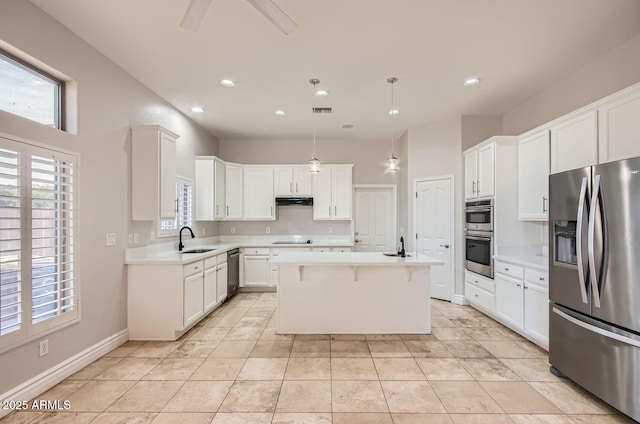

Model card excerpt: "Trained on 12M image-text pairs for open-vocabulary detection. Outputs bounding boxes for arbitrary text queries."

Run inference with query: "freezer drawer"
[549,305,640,422]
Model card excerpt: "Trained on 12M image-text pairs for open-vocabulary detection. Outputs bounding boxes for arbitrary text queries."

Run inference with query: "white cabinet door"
[550,111,598,174]
[183,273,204,327]
[464,150,478,200]
[333,165,353,220]
[159,132,177,219]
[244,167,275,220]
[274,166,294,196]
[313,166,333,220]
[203,267,217,311]
[217,262,228,304]
[225,164,244,219]
[293,166,313,196]
[598,86,640,164]
[524,282,549,347]
[518,131,550,220]
[195,158,214,221]
[476,143,495,198]
[495,274,524,330]
[243,256,270,286]
[214,158,226,220]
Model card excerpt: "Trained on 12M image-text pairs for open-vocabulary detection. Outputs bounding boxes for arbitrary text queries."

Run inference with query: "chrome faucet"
[399,236,406,257]
[178,226,195,251]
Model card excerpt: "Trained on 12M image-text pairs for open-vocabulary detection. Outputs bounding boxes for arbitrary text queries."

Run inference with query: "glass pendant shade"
[309,78,321,173]
[309,155,320,173]
[387,154,399,173]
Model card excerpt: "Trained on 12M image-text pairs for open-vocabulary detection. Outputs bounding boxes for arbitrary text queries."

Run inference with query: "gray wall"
[461,115,504,150]
[0,0,217,393]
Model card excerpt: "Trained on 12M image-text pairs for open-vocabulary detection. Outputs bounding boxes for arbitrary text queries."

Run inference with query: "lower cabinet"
[465,270,495,313]
[494,273,524,330]
[243,250,271,287]
[183,269,204,328]
[217,262,228,303]
[204,256,228,311]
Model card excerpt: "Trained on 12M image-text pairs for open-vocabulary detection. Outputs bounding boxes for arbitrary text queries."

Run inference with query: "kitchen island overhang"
[271,252,444,335]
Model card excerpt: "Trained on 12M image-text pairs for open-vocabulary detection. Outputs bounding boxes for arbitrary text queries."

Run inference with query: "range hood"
[275,197,313,206]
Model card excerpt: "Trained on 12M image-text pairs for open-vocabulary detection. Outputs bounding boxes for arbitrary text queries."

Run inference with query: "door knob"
[355,239,361,243]
[354,232,359,235]
[440,244,450,248]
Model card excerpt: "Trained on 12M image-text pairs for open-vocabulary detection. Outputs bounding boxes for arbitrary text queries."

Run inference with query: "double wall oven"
[465,199,494,278]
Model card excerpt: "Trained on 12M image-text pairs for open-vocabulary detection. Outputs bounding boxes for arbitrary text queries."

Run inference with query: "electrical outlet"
[133,233,139,244]
[105,233,116,246]
[150,231,155,241]
[265,227,270,234]
[39,339,49,357]
[328,226,333,233]
[202,227,206,235]
[230,227,236,234]
[128,234,133,243]
[400,227,404,235]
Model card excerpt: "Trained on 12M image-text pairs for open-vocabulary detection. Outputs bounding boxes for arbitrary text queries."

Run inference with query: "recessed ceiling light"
[464,77,481,87]
[315,89,329,97]
[191,106,204,113]
[220,79,236,87]
[388,109,400,116]
[342,124,354,129]
[275,110,286,116]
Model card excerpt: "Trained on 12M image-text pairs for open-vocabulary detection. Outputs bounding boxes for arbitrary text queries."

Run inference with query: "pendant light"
[309,78,321,173]
[386,77,399,173]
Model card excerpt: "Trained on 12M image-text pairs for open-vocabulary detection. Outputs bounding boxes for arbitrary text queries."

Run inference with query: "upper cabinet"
[518,130,550,221]
[598,85,640,164]
[464,143,495,200]
[195,157,226,221]
[274,166,313,197]
[313,165,353,220]
[131,125,178,221]
[244,166,275,220]
[550,110,598,174]
[225,164,244,220]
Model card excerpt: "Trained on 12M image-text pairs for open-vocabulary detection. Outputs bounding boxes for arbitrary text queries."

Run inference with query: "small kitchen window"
[0,49,64,130]
[159,177,193,237]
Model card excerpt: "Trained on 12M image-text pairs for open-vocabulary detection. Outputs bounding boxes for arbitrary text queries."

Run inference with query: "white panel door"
[354,187,395,252]
[415,178,453,301]
[550,110,598,173]
[333,166,353,220]
[225,164,244,219]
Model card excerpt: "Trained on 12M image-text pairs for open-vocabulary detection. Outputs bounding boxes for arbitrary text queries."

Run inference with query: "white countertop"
[493,254,549,271]
[271,251,444,266]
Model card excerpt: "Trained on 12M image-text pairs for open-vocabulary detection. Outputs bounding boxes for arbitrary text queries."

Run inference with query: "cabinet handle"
[477,180,480,192]
[334,206,337,216]
[542,196,548,213]
[516,283,521,287]
[329,206,331,216]
[539,277,545,281]
[226,205,229,216]
[472,181,476,194]
[504,267,509,271]
[296,182,299,193]
[524,285,529,290]
[271,206,273,217]
[216,205,219,216]
[290,182,293,194]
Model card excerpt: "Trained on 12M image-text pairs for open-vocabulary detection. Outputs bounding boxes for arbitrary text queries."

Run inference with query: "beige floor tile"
[439,308,474,319]
[210,412,273,424]
[477,341,539,359]
[290,340,330,358]
[151,412,215,424]
[67,358,123,380]
[415,358,474,381]
[330,340,371,357]
[496,328,528,342]
[237,358,288,380]
[0,412,44,423]
[405,341,453,358]
[373,358,425,380]
[333,412,393,424]
[432,327,473,341]
[429,381,503,413]
[95,358,162,380]
[331,358,379,380]
[530,382,618,415]
[332,381,388,412]
[294,335,331,341]
[128,342,182,358]
[218,380,282,413]
[367,341,411,357]
[276,381,332,412]
[107,381,184,412]
[38,380,87,401]
[208,315,244,328]
[570,415,636,423]
[210,341,257,357]
[431,317,458,328]
[516,341,549,359]
[259,328,295,341]
[249,340,293,358]
[169,340,219,357]
[223,326,264,341]
[366,334,402,341]
[463,327,510,341]
[64,380,135,412]
[449,317,483,328]
[188,326,231,341]
[449,414,514,423]
[459,359,522,381]
[162,380,233,412]
[143,357,204,380]
[272,412,332,424]
[91,412,156,424]
[330,334,368,341]
[17,412,97,423]
[500,359,561,382]
[441,341,493,359]
[480,381,561,413]
[381,381,447,414]
[509,415,575,424]
[244,307,276,317]
[284,358,331,380]
[235,316,270,328]
[189,357,246,380]
[105,341,146,358]
[399,334,436,341]
[392,414,454,424]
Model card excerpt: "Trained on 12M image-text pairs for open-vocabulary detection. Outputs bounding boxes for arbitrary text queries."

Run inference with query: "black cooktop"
[272,240,312,244]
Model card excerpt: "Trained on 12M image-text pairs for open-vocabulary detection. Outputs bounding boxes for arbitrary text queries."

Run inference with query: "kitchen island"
[271,251,443,334]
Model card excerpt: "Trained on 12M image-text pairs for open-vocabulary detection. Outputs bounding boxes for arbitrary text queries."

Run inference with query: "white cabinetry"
[464,143,495,200]
[274,166,313,196]
[464,270,495,313]
[313,165,353,220]
[203,255,228,311]
[131,125,178,220]
[195,157,226,221]
[598,85,640,164]
[225,164,244,219]
[550,110,598,174]
[242,247,271,287]
[183,261,204,328]
[495,272,524,331]
[244,166,275,220]
[518,131,550,221]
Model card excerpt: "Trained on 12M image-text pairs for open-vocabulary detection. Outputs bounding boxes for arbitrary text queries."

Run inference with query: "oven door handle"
[466,235,491,242]
[466,207,492,213]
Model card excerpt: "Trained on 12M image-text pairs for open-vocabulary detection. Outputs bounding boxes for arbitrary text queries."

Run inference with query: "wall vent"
[312,107,332,114]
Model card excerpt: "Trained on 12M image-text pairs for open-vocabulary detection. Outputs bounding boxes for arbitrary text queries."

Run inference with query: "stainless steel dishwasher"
[227,248,240,299]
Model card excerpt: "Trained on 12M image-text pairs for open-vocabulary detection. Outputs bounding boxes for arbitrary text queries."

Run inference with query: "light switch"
[106,233,116,246]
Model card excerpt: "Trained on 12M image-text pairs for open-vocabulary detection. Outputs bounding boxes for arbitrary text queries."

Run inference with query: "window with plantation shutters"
[0,135,79,352]
[159,177,193,237]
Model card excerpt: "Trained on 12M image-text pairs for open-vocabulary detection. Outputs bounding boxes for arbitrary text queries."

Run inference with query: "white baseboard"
[452,294,469,305]
[0,329,128,419]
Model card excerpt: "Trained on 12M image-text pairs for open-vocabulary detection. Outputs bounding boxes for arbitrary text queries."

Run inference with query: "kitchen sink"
[383,253,412,257]
[182,248,216,254]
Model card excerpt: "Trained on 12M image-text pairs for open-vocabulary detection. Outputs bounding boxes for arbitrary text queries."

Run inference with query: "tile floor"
[1,293,634,424]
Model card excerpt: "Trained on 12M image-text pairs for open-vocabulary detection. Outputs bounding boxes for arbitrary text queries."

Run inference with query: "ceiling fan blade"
[246,0,298,35]
[180,0,213,31]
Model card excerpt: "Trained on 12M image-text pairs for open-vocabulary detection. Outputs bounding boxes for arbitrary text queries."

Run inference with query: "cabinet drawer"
[525,268,548,286]
[183,260,204,277]
[465,282,495,312]
[465,271,494,293]
[494,260,524,280]
[244,247,270,255]
[204,255,218,269]
[332,247,352,252]
[311,247,331,253]
[271,247,311,255]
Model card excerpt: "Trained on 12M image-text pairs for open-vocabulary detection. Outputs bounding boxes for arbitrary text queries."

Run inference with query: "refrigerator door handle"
[553,307,640,348]
[576,176,589,304]
[588,174,602,308]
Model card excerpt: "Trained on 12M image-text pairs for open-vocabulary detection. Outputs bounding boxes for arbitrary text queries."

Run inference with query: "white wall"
[0,0,217,394]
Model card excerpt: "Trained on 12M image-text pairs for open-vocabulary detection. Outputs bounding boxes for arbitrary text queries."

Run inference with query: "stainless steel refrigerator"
[549,156,640,422]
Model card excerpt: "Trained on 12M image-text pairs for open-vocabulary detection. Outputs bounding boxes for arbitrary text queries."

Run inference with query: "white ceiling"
[31,0,640,141]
